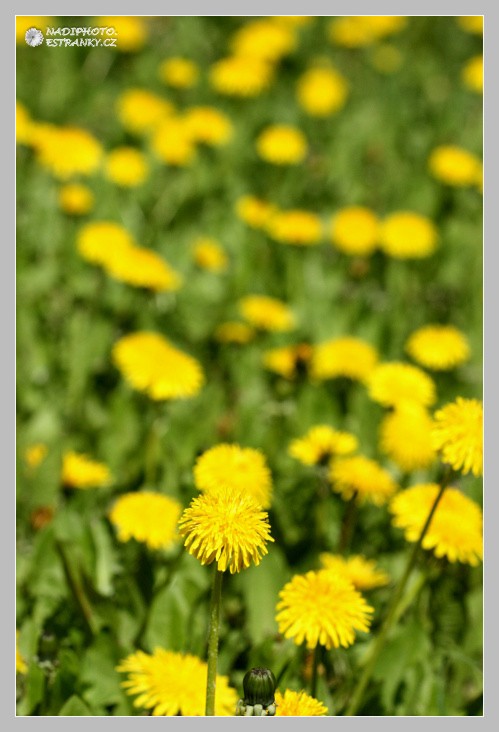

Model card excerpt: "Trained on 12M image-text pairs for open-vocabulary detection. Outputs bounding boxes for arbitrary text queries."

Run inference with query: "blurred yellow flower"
[289,425,358,466]
[105,245,182,292]
[96,16,147,52]
[193,238,228,273]
[370,44,403,74]
[239,294,296,332]
[117,88,174,136]
[183,106,233,146]
[16,16,53,43]
[24,443,48,469]
[113,332,204,401]
[214,321,255,344]
[390,484,483,565]
[16,631,28,674]
[379,211,438,259]
[432,397,483,477]
[405,324,470,371]
[178,487,274,573]
[209,55,275,97]
[275,689,328,716]
[428,145,482,187]
[109,491,182,550]
[379,402,437,472]
[462,55,483,93]
[61,451,112,489]
[151,117,197,166]
[276,569,373,649]
[329,455,398,505]
[256,124,308,165]
[194,443,272,508]
[59,183,94,216]
[76,220,135,267]
[16,101,33,145]
[329,16,407,47]
[104,147,149,187]
[236,195,278,229]
[310,336,379,383]
[367,361,437,408]
[266,209,323,246]
[296,67,349,117]
[456,16,483,34]
[32,125,103,180]
[272,16,313,26]
[319,553,390,590]
[230,18,296,61]
[159,57,199,88]
[330,206,380,256]
[263,343,312,379]
[117,649,237,716]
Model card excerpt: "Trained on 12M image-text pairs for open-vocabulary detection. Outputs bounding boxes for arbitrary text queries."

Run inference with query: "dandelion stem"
[205,567,224,716]
[338,492,358,553]
[310,645,321,698]
[55,539,98,637]
[344,468,454,716]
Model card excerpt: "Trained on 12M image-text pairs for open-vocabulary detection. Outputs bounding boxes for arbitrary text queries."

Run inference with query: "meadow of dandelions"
[16,15,483,717]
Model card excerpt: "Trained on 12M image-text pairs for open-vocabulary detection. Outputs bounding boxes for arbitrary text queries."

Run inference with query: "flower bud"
[242,667,276,707]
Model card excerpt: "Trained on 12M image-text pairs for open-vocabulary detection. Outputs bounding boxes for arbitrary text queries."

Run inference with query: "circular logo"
[25,27,44,47]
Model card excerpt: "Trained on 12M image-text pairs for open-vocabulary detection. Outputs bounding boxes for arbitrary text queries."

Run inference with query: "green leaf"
[58,694,94,716]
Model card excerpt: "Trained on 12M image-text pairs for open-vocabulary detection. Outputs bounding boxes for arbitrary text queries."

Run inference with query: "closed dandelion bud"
[243,667,277,707]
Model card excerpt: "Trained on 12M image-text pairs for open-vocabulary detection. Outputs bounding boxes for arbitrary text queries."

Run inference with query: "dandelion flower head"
[276,569,373,649]
[329,16,407,47]
[117,649,237,716]
[194,443,272,508]
[59,183,94,216]
[379,402,437,472]
[266,209,323,246]
[104,147,150,187]
[390,484,483,565]
[16,101,33,145]
[236,195,278,229]
[432,397,483,477]
[239,295,296,332]
[109,491,182,551]
[310,336,379,383]
[367,361,437,408]
[263,343,312,379]
[96,16,147,52]
[193,237,229,272]
[159,57,199,88]
[24,443,48,469]
[462,55,483,94]
[330,206,379,257]
[33,125,103,180]
[319,553,390,590]
[379,211,438,259]
[297,66,349,117]
[76,220,136,268]
[275,689,328,716]
[456,16,483,34]
[178,487,274,574]
[428,145,482,187]
[151,117,197,166]
[183,106,233,146]
[214,321,255,344]
[117,89,174,136]
[329,455,398,506]
[209,55,275,97]
[105,245,183,292]
[289,425,358,466]
[256,124,308,165]
[230,18,296,62]
[405,324,470,371]
[61,451,112,489]
[112,331,204,401]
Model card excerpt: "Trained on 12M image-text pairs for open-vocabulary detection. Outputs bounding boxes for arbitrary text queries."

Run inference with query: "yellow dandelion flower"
[405,324,470,371]
[230,19,296,61]
[16,631,28,675]
[432,397,483,477]
[117,649,237,716]
[104,147,149,187]
[58,183,94,216]
[379,402,437,472]
[297,67,349,117]
[117,89,174,136]
[379,211,437,259]
[266,210,323,246]
[105,245,182,292]
[319,553,390,590]
[428,145,483,187]
[113,331,204,401]
[462,55,483,94]
[456,16,483,34]
[24,443,48,469]
[272,16,313,26]
[61,451,112,489]
[329,16,407,47]
[16,101,33,145]
[16,16,54,43]
[109,491,182,551]
[96,16,147,52]
[276,569,373,650]
[239,295,296,332]
[263,343,312,379]
[214,321,255,344]
[289,425,358,466]
[275,689,328,716]
[178,487,274,574]
[32,125,103,180]
[183,106,233,146]
[209,55,275,97]
[256,124,308,165]
[330,206,380,256]
[193,238,229,273]
[194,443,272,508]
[151,117,197,166]
[159,57,199,88]
[76,220,136,268]
[310,336,379,383]
[329,455,398,506]
[370,44,403,74]
[236,195,278,229]
[367,361,437,408]
[390,484,483,566]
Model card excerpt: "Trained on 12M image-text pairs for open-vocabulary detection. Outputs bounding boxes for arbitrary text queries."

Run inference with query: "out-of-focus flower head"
[158,56,199,88]
[61,451,112,489]
[16,101,33,145]
[266,209,323,246]
[32,125,103,180]
[405,324,470,371]
[209,55,275,97]
[330,206,379,257]
[76,220,135,268]
[239,294,296,332]
[263,343,312,380]
[456,16,483,34]
[329,16,407,47]
[319,553,390,590]
[230,18,297,62]
[95,16,147,52]
[193,237,229,273]
[16,631,28,674]
[432,397,483,477]
[462,55,483,93]
[379,211,438,259]
[151,117,197,166]
[104,147,149,187]
[329,455,398,506]
[296,66,349,117]
[109,491,182,551]
[310,336,379,383]
[428,145,483,188]
[116,88,174,136]
[59,183,94,216]
[379,402,437,472]
[256,124,308,165]
[24,443,48,470]
[183,106,233,146]
[104,245,182,293]
[367,361,437,408]
[289,425,358,466]
[236,195,278,229]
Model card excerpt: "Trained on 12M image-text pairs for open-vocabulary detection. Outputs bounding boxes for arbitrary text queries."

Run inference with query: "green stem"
[344,469,454,716]
[310,645,321,698]
[55,539,98,637]
[144,403,164,487]
[338,493,358,553]
[205,567,224,716]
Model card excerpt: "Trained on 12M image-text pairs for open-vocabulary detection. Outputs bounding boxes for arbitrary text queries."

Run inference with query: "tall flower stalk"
[205,567,224,716]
